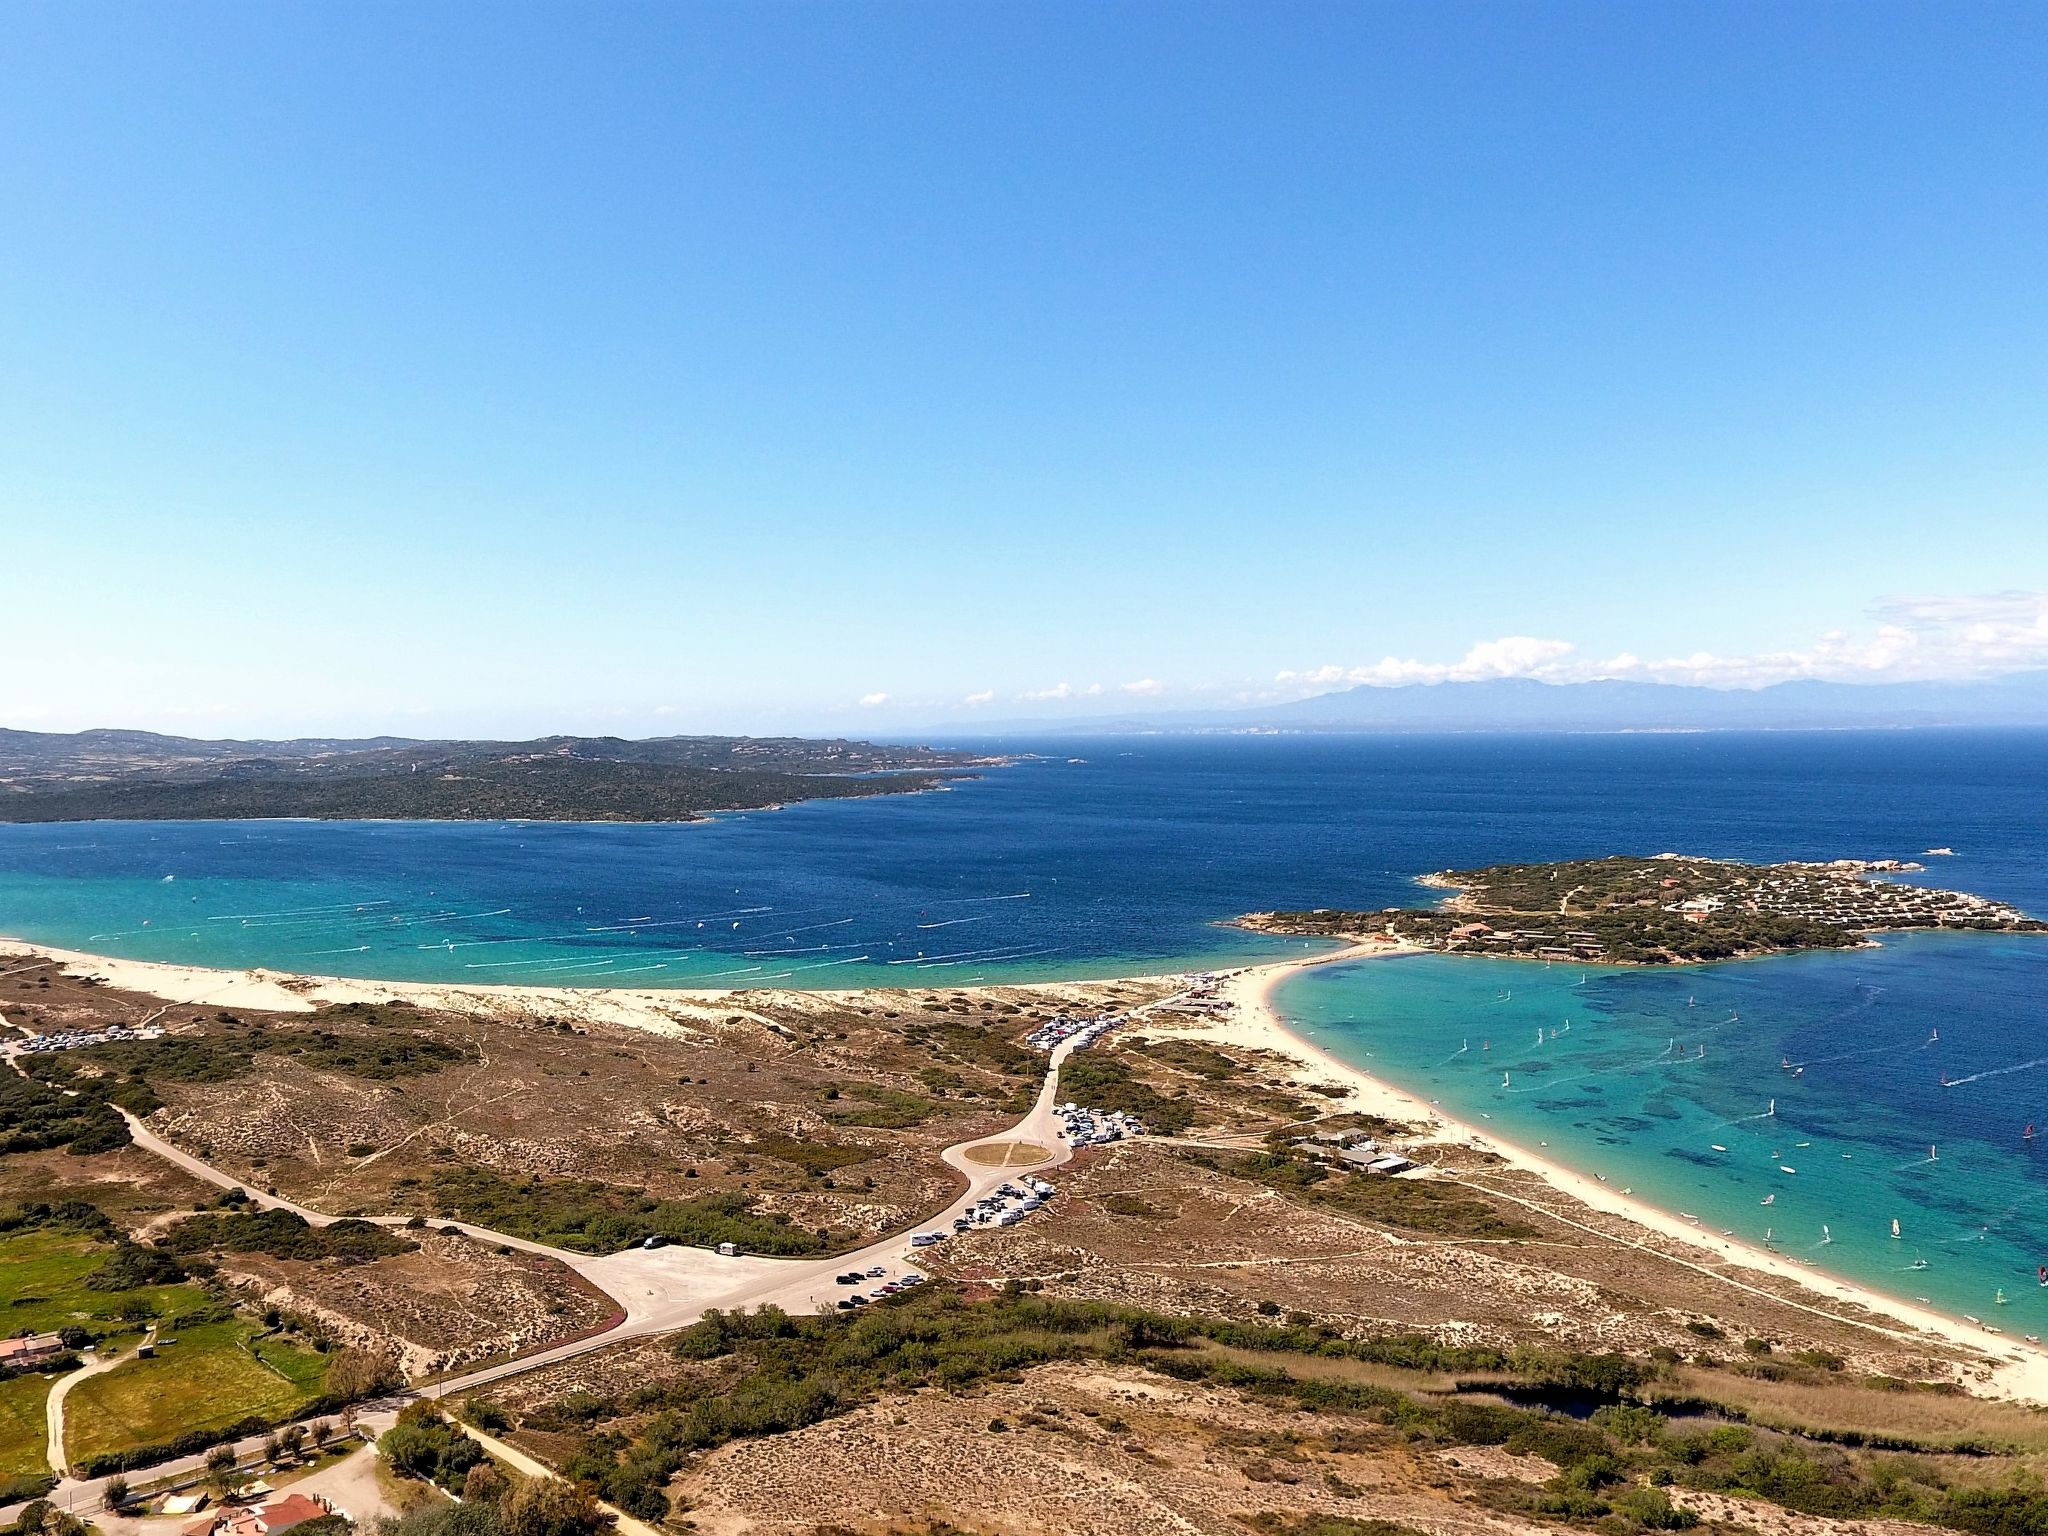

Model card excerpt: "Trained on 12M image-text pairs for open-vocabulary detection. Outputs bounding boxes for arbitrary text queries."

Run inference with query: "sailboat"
[2027,1124,2036,1143]
[1997,1290,2010,1306]
[1501,1072,1511,1089]
[1891,1218,1902,1239]
[1821,1225,1833,1244]
[1760,1193,1775,1206]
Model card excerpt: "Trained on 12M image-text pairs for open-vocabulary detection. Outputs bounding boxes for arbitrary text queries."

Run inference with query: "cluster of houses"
[952,1178,1056,1232]
[1056,1101,1144,1146]
[12,1022,165,1054]
[0,1331,69,1369]
[1443,922,1609,960]
[167,1489,340,1536]
[1301,1126,1416,1177]
[1742,871,2031,929]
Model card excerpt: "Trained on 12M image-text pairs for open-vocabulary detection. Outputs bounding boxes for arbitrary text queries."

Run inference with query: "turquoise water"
[3,731,2044,988]
[4,729,2047,1328]
[1277,932,2048,1331]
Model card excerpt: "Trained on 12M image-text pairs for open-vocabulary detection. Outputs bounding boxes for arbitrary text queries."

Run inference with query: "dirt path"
[46,1328,155,1475]
[1,978,1198,1521]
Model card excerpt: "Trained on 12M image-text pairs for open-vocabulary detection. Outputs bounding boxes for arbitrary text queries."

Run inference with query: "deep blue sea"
[3,729,2045,1324]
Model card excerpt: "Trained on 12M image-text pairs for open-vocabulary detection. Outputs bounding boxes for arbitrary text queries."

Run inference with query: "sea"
[2,728,2046,1327]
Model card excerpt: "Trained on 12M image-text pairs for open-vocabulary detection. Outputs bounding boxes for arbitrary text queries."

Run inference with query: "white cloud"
[1120,678,1164,696]
[1021,682,1074,701]
[1277,636,1578,689]
[1274,592,2048,695]
[963,689,995,706]
[857,691,890,707]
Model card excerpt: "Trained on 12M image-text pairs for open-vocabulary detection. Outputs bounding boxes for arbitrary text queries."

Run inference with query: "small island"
[1241,853,2044,964]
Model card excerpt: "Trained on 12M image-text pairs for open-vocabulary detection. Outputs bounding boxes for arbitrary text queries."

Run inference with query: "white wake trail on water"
[1942,1057,2048,1088]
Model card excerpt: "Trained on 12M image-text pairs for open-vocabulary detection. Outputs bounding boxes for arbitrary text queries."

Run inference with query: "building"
[185,1494,336,1536]
[0,1333,66,1368]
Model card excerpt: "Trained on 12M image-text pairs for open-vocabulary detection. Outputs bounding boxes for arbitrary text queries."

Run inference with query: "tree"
[310,1419,333,1449]
[502,1477,610,1536]
[103,1476,132,1512]
[262,1435,283,1463]
[280,1424,307,1458]
[460,1464,509,1505]
[205,1443,238,1498]
[326,1346,402,1403]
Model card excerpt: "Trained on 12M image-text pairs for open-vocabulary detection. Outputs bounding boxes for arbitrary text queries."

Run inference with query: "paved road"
[3,979,1204,1520]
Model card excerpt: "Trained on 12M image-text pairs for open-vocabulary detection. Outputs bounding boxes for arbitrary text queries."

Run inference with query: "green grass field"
[62,1320,328,1465]
[0,1228,211,1336]
[0,1374,53,1480]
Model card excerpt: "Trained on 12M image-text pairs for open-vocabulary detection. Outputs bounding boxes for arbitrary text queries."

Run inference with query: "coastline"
[1203,943,2048,1404]
[12,930,2048,1404]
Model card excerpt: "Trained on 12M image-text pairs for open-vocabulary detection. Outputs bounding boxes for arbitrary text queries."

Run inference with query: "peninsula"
[10,934,2048,1536]
[0,728,986,825]
[1240,852,2043,963]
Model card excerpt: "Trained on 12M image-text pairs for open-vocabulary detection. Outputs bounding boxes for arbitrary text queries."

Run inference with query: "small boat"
[1680,1212,1698,1222]
[1779,1165,1798,1174]
[1910,1257,1929,1270]
[1761,1194,1776,1206]
[2038,1265,2046,1287]
[1711,1144,1728,1153]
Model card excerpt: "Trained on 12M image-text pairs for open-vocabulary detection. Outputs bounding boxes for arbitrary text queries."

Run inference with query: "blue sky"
[3,3,2045,736]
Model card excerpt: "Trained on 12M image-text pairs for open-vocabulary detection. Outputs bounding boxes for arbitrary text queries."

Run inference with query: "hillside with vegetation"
[0,729,984,824]
[1242,853,2043,963]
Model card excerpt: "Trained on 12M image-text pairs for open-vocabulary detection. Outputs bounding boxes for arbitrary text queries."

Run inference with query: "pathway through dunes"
[0,979,1212,1522]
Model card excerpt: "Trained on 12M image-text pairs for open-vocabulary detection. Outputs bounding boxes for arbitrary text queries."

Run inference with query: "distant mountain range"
[949,671,2048,736]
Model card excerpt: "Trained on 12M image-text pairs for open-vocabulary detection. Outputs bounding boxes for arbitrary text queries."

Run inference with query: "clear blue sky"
[4,3,2044,736]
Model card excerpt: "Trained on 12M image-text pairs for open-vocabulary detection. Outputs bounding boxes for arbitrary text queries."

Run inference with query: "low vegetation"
[1196,1146,1539,1239]
[0,1073,129,1155]
[22,1009,479,1118]
[1056,1052,1198,1134]
[159,1205,415,1264]
[420,1166,834,1255]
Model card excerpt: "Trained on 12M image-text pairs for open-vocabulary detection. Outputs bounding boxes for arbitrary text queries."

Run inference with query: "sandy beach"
[1197,942,2048,1404]
[11,929,2048,1403]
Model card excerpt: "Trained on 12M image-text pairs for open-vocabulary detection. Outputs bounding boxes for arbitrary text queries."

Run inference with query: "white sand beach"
[10,930,2048,1403]
[1197,942,2048,1404]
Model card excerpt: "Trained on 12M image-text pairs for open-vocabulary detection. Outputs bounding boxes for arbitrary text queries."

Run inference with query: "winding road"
[4,980,1203,1517]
